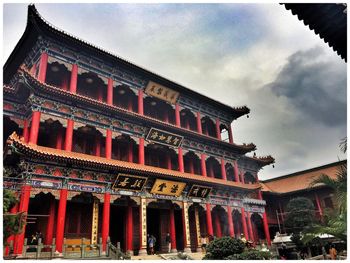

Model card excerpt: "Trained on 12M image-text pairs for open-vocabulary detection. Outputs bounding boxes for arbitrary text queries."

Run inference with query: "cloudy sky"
[3,3,347,180]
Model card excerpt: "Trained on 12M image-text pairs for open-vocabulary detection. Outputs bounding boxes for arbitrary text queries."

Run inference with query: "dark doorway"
[147,208,161,253]
[174,209,184,251]
[109,205,126,251]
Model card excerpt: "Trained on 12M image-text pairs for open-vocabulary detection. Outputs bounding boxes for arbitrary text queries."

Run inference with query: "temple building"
[3,5,274,258]
[260,160,346,239]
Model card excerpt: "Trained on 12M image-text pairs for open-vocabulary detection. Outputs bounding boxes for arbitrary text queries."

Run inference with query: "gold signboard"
[112,174,147,192]
[145,81,180,104]
[188,185,212,198]
[146,128,183,148]
[150,179,186,197]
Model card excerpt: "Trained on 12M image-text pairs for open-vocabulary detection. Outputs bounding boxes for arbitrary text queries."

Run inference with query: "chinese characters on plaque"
[146,128,183,148]
[188,185,212,198]
[150,179,186,197]
[112,174,147,191]
[145,81,180,105]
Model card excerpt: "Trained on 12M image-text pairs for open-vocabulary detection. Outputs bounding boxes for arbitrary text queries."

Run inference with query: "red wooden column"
[189,158,195,174]
[107,78,113,105]
[55,188,68,254]
[201,154,207,177]
[102,192,111,253]
[214,212,222,238]
[261,211,271,244]
[315,193,323,217]
[246,212,254,241]
[38,52,48,82]
[166,153,172,170]
[45,198,55,246]
[196,112,202,134]
[241,207,249,240]
[175,104,181,127]
[138,89,144,115]
[169,207,177,252]
[139,138,145,165]
[227,206,235,237]
[233,161,240,183]
[178,147,184,173]
[98,87,103,102]
[56,128,63,150]
[128,142,133,163]
[29,111,41,144]
[205,203,213,236]
[126,205,133,253]
[240,171,245,184]
[22,119,29,143]
[228,125,233,143]
[65,120,74,151]
[257,190,269,244]
[215,118,221,140]
[70,64,78,93]
[14,184,31,255]
[30,63,37,76]
[106,130,112,159]
[221,159,227,180]
[95,136,101,157]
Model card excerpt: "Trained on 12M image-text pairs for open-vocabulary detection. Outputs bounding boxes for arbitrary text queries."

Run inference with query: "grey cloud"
[268,46,346,127]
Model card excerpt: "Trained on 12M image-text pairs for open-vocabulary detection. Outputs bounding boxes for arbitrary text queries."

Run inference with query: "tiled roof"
[283,4,347,61]
[12,66,256,155]
[5,4,250,119]
[6,132,260,191]
[260,160,346,194]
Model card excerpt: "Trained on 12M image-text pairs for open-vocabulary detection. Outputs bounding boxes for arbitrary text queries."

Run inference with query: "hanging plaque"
[146,128,183,148]
[188,185,212,198]
[112,174,147,192]
[145,81,179,104]
[150,179,186,197]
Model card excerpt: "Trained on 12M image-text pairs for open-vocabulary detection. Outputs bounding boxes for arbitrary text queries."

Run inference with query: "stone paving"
[131,252,205,260]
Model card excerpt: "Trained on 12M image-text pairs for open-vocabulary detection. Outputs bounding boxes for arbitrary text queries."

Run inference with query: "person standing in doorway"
[166,233,171,253]
[329,244,337,260]
[201,235,207,253]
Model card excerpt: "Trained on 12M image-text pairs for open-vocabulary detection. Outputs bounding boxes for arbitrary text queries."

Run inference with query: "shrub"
[204,237,245,259]
[227,249,272,260]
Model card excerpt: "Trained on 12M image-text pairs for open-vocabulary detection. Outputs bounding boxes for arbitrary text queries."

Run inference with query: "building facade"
[4,5,274,257]
[261,160,346,239]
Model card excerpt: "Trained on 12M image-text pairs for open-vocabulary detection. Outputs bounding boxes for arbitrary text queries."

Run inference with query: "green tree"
[284,197,316,234]
[3,189,24,246]
[303,138,347,242]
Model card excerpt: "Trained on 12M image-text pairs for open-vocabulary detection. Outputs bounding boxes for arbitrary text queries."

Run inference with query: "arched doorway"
[109,196,139,254]
[26,192,56,246]
[244,172,257,184]
[212,206,229,238]
[251,213,265,244]
[232,209,243,238]
[147,200,184,253]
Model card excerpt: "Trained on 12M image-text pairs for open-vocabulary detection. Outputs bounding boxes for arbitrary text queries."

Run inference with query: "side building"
[260,160,346,239]
[3,5,274,257]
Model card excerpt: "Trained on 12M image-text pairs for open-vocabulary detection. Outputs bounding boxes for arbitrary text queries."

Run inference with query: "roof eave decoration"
[21,4,250,118]
[6,132,260,191]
